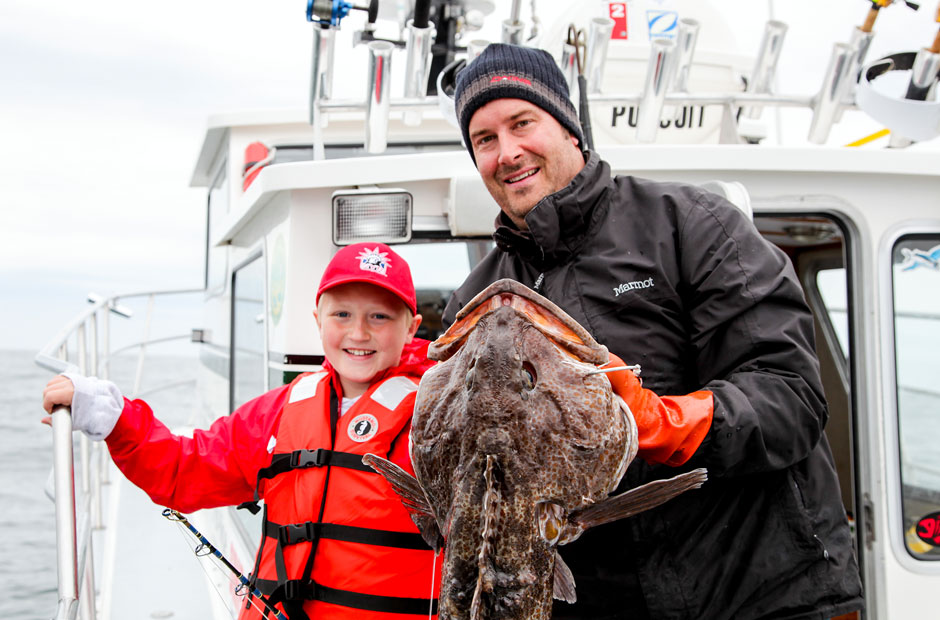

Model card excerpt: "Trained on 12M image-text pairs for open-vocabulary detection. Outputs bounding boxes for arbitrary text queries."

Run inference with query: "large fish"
[365,279,706,619]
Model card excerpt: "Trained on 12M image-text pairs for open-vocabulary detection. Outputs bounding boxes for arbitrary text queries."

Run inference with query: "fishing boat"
[35,0,940,618]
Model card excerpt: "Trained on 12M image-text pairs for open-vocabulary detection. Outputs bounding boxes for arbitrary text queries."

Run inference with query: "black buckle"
[289,449,329,468]
[283,579,316,601]
[279,522,317,546]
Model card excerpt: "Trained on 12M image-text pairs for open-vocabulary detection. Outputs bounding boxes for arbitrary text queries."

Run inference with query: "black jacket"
[443,152,863,620]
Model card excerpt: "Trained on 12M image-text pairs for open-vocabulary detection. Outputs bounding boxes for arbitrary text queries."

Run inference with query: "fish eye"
[522,361,537,390]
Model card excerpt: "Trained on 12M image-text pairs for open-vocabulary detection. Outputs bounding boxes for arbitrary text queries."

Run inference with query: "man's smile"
[504,167,539,184]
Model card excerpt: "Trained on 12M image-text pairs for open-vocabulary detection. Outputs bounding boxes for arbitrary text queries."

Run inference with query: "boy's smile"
[315,282,422,398]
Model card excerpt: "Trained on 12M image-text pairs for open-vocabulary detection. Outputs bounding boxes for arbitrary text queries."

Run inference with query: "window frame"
[880,220,940,572]
[205,156,230,297]
[229,247,267,413]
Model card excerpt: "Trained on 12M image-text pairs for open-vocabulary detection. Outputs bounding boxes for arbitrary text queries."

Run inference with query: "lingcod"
[365,278,707,619]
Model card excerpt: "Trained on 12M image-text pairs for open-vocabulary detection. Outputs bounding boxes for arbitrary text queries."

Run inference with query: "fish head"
[412,279,635,619]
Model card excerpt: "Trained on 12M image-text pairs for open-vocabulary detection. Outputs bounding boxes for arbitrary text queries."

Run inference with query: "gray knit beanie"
[454,43,584,163]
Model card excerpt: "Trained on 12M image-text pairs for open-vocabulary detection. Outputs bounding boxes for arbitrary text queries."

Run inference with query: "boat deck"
[95,461,224,620]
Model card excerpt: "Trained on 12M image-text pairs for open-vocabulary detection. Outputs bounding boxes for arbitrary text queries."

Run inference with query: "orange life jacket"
[243,371,440,620]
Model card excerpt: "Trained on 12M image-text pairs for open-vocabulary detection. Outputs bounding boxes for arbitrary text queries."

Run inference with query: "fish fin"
[569,468,708,530]
[537,501,566,545]
[362,453,445,552]
[552,551,577,604]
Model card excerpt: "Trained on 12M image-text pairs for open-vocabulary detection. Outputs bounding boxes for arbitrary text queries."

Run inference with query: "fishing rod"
[162,508,289,620]
[567,25,595,152]
[859,0,920,34]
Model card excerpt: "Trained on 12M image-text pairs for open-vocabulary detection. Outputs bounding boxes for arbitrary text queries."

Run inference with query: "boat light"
[332,188,412,245]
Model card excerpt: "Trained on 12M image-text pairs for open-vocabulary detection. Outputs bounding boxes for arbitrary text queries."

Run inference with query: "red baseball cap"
[316,243,417,314]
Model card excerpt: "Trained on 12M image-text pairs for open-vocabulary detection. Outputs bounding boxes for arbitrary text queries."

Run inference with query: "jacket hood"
[323,337,434,398]
[493,150,612,267]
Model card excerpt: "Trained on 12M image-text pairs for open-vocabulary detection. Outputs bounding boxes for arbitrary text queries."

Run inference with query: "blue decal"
[647,10,679,39]
[646,11,679,39]
[900,244,940,271]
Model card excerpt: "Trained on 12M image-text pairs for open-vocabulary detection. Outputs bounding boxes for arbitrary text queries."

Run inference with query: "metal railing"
[308,19,879,152]
[35,287,203,620]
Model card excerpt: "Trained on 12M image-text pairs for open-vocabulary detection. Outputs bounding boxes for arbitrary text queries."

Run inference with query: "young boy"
[42,242,441,620]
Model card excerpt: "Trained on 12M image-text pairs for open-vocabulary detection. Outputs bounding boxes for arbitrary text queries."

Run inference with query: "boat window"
[232,253,266,411]
[395,240,494,340]
[816,268,849,360]
[206,159,229,295]
[891,234,940,560]
[755,213,855,529]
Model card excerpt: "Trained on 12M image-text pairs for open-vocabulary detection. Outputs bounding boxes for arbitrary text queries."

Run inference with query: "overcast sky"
[2,0,938,353]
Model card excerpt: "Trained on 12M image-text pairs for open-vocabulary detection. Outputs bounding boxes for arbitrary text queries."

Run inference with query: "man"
[443,43,863,620]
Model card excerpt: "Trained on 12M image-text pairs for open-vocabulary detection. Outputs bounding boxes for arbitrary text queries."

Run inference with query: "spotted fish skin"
[411,282,634,620]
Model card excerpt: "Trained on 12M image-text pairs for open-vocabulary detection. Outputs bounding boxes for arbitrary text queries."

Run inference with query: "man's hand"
[41,374,75,425]
[603,353,714,467]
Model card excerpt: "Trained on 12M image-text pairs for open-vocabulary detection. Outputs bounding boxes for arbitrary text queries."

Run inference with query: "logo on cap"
[490,75,532,86]
[357,247,391,277]
[348,413,379,442]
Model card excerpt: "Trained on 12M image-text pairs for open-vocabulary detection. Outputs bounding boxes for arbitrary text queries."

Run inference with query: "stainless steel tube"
[502,0,524,44]
[674,18,700,92]
[509,0,522,24]
[52,405,79,617]
[849,27,875,69]
[808,42,857,143]
[561,41,578,91]
[906,48,940,100]
[637,38,678,143]
[403,20,434,126]
[835,27,875,122]
[502,19,523,44]
[745,20,788,118]
[467,40,489,62]
[99,309,110,486]
[366,41,394,154]
[309,26,336,127]
[587,17,615,94]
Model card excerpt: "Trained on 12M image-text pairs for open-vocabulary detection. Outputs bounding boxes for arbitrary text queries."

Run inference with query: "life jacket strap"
[275,448,376,476]
[257,578,439,616]
[264,519,431,550]
[241,449,378,509]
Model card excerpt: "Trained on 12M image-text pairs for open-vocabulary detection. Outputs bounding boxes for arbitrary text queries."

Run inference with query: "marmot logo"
[613,278,655,296]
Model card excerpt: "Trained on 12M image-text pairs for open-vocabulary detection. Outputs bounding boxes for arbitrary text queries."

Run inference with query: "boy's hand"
[41,375,76,425]
[40,374,124,440]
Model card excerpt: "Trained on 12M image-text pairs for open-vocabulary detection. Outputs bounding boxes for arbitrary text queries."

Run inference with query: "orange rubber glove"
[601,354,714,466]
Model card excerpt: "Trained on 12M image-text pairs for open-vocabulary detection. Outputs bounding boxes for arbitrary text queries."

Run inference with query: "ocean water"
[0,349,58,619]
[0,349,197,620]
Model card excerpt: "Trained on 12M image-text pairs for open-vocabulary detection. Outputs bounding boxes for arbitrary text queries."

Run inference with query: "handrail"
[35,287,204,375]
[51,405,79,620]
[36,286,204,620]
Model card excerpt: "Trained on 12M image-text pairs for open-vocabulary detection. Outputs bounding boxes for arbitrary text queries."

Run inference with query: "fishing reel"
[866,0,920,10]
[307,0,378,28]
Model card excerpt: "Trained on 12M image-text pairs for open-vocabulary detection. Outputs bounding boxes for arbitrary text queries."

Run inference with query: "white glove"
[62,372,124,441]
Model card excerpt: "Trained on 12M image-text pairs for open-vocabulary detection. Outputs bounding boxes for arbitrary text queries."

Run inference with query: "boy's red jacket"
[104,339,433,513]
